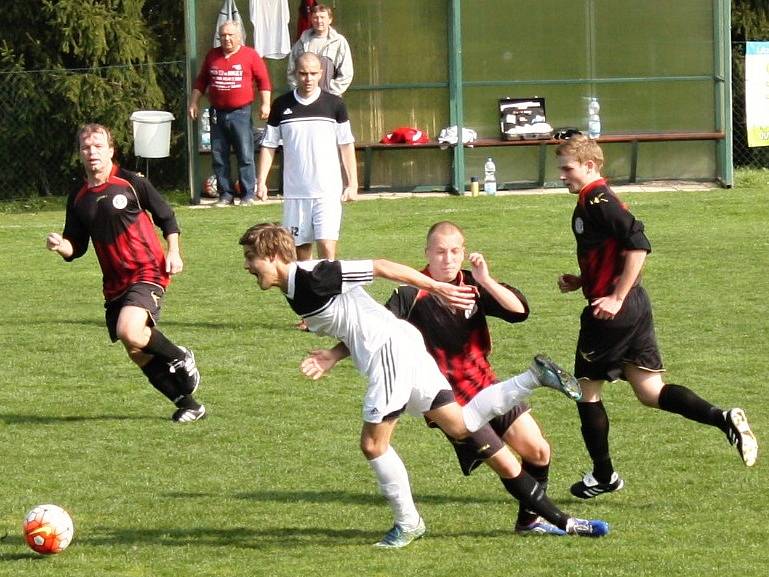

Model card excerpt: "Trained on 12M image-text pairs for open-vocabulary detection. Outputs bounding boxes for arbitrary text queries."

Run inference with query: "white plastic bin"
[130,111,174,158]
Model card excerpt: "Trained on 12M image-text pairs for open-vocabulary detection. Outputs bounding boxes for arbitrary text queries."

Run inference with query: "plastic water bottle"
[587,97,601,139]
[483,157,497,195]
[200,109,211,151]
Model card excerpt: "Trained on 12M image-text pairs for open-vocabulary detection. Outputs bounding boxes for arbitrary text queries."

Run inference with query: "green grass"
[1,187,766,576]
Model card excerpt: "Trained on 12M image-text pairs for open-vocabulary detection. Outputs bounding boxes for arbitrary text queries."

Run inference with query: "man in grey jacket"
[287,4,353,96]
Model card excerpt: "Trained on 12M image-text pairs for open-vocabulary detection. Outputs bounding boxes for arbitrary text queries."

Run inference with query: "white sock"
[368,446,421,529]
[462,370,537,432]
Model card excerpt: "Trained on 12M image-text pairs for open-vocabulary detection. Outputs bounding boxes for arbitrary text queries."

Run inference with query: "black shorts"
[428,402,529,476]
[574,285,663,382]
[104,282,164,343]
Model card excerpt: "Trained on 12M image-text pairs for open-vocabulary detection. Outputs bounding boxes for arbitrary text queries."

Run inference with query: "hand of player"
[300,349,339,380]
[46,232,62,252]
[341,185,358,202]
[188,103,198,120]
[591,294,623,320]
[46,232,73,258]
[468,252,490,283]
[433,281,476,311]
[256,182,269,201]
[558,273,582,293]
[166,250,183,275]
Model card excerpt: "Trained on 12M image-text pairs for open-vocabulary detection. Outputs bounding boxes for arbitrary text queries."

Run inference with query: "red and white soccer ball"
[23,504,74,555]
[202,174,218,198]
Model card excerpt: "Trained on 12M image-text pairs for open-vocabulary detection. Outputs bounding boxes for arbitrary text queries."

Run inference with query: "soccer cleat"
[374,517,426,549]
[565,517,610,537]
[169,346,201,394]
[530,354,582,401]
[724,408,758,467]
[171,404,207,423]
[570,471,624,499]
[515,517,567,536]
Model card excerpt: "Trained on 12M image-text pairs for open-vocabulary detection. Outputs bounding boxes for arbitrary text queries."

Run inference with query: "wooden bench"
[357,131,726,192]
[355,141,452,192]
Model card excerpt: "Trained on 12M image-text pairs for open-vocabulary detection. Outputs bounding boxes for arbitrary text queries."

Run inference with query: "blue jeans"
[210,105,255,201]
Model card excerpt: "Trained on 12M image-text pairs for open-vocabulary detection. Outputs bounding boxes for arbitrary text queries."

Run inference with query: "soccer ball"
[202,174,218,198]
[23,504,74,555]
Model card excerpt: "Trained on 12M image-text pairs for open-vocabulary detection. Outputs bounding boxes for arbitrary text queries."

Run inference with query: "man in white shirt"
[256,52,357,261]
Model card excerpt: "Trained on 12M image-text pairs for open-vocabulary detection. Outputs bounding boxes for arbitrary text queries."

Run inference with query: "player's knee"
[530,441,551,465]
[117,329,145,351]
[637,391,660,408]
[360,436,388,459]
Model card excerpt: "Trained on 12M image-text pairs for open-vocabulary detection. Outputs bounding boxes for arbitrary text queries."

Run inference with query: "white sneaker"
[725,408,758,467]
[374,517,426,548]
[530,354,582,401]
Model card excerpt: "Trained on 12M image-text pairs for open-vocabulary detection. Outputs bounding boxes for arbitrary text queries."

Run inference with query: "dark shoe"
[171,404,207,423]
[570,471,624,499]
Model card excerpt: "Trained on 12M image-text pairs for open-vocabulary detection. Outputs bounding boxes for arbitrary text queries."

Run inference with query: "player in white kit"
[240,223,607,548]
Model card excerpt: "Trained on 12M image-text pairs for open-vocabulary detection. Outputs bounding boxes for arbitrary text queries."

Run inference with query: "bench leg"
[363,147,372,191]
[538,143,547,187]
[629,140,639,183]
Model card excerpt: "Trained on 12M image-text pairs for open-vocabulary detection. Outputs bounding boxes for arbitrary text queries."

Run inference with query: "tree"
[0,0,172,197]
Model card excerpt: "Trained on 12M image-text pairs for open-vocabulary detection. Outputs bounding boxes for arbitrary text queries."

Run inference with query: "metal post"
[185,0,201,204]
[714,0,733,187]
[448,0,464,195]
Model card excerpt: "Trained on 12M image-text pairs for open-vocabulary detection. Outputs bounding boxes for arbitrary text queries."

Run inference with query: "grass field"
[1,185,766,576]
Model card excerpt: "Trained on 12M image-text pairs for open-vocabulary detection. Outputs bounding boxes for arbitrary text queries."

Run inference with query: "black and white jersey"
[285,259,401,373]
[262,88,355,198]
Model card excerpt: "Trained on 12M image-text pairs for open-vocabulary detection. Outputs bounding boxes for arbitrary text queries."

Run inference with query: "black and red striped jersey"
[62,165,180,301]
[385,268,529,406]
[572,179,651,301]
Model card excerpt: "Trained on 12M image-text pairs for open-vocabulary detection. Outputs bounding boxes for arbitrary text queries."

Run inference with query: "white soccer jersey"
[285,259,399,373]
[262,88,355,199]
[285,259,451,421]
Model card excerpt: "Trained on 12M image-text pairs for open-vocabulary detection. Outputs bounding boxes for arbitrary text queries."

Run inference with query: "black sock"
[142,328,184,363]
[141,356,185,403]
[577,401,614,483]
[174,395,202,410]
[658,383,726,432]
[502,472,568,530]
[515,460,550,526]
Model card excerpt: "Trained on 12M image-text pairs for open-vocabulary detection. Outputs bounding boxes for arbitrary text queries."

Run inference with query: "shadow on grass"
[0,534,46,561]
[76,522,519,549]
[0,413,159,425]
[164,488,507,506]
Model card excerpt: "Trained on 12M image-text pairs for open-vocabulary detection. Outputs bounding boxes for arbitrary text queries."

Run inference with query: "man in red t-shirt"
[189,21,272,206]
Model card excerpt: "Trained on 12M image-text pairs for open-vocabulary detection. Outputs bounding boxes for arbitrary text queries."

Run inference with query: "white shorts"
[362,322,452,423]
[282,197,342,246]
